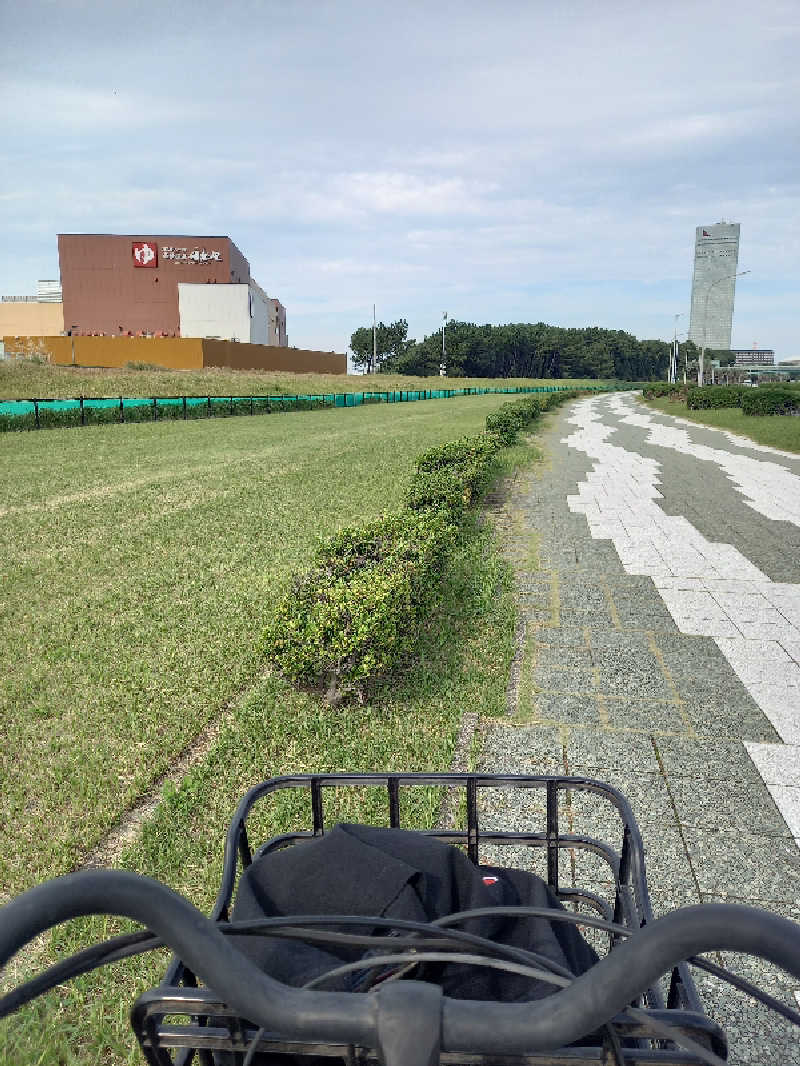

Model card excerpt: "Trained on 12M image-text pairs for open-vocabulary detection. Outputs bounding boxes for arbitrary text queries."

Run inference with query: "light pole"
[441,312,448,376]
[372,304,377,375]
[698,270,750,386]
[670,313,683,384]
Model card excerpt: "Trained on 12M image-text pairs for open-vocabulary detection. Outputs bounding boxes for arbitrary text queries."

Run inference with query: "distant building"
[688,222,741,352]
[56,233,288,345]
[730,349,775,366]
[0,283,64,353]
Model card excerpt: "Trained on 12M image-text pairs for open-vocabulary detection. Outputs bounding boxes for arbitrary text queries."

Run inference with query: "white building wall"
[248,279,270,345]
[178,283,250,341]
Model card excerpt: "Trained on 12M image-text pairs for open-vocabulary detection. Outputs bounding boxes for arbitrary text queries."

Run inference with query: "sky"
[1,0,799,360]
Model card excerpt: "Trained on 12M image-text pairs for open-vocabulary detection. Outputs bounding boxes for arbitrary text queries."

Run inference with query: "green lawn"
[0,394,532,1063]
[642,394,800,453]
[0,358,606,401]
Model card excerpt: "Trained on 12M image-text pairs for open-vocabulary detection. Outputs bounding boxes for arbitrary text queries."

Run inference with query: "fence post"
[207,396,211,417]
[152,397,157,421]
[183,396,187,420]
[230,395,234,416]
[34,399,40,430]
[80,395,85,426]
[250,395,254,416]
[119,396,124,424]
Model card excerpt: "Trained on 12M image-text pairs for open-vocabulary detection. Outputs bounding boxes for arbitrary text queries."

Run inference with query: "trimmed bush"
[686,386,749,410]
[741,388,800,417]
[485,396,543,444]
[264,508,456,703]
[407,435,501,517]
[642,383,686,400]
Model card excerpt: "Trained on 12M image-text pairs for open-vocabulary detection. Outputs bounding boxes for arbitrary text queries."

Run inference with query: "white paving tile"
[745,743,800,787]
[762,785,800,837]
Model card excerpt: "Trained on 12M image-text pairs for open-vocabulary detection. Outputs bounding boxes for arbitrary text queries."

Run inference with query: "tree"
[349,319,411,373]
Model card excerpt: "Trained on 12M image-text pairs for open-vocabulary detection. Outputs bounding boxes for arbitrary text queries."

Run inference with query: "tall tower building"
[688,222,740,352]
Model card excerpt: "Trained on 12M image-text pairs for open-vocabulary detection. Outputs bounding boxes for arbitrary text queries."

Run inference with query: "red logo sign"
[132,241,158,268]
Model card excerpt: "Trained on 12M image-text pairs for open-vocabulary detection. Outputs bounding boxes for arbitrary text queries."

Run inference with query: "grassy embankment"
[641,393,800,454]
[0,360,604,400]
[0,392,539,1063]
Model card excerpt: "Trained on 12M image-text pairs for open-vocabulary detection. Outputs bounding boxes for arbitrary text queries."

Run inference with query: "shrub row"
[741,388,800,417]
[264,388,584,702]
[641,383,687,400]
[686,386,750,410]
[684,385,800,416]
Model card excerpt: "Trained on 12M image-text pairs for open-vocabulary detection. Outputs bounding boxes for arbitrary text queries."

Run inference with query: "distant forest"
[350,319,700,380]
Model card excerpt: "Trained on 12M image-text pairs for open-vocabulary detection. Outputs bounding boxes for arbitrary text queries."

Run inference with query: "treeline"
[350,319,699,381]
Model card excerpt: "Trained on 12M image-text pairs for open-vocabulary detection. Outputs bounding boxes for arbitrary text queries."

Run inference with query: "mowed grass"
[642,393,800,453]
[0,358,605,401]
[0,394,530,1063]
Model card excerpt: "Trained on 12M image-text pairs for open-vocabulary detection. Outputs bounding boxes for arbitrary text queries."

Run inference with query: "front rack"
[132,773,725,1065]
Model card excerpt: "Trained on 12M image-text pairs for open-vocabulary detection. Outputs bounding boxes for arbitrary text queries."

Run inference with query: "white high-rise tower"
[688,222,740,352]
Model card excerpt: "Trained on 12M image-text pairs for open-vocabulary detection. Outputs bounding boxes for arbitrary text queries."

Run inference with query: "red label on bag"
[482,875,499,885]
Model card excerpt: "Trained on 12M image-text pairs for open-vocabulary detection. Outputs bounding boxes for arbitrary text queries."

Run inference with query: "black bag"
[230,823,597,1003]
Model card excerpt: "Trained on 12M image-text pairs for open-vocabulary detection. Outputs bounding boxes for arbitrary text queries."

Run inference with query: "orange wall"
[0,302,64,337]
[202,340,346,375]
[2,336,203,370]
[2,335,346,375]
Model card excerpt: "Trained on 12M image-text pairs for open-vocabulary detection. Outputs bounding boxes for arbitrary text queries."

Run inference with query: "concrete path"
[480,394,800,1064]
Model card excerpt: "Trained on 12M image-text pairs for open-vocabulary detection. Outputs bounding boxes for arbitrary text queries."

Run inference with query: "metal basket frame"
[132,773,725,1065]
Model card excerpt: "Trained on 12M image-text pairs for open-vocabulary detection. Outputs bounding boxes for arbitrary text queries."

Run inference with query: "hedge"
[264,388,584,702]
[264,508,457,704]
[686,385,750,410]
[741,388,800,416]
[641,383,687,400]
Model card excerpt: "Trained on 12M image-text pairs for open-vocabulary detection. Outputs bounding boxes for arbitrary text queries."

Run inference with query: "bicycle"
[2,772,800,1066]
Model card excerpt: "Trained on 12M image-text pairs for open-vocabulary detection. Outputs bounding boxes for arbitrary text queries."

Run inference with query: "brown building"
[58,233,250,337]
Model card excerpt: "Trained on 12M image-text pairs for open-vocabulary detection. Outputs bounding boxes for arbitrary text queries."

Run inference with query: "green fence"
[0,384,615,433]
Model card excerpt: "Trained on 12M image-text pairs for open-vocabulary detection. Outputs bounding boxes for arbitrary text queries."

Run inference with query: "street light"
[441,312,448,376]
[698,270,750,386]
[670,313,683,384]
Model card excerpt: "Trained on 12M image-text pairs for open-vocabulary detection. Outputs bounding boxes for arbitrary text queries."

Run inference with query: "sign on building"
[132,241,158,268]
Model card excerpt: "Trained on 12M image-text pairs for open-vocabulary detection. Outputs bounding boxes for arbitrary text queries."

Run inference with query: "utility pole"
[372,304,376,375]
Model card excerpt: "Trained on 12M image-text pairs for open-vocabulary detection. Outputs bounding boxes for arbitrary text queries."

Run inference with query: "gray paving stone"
[532,626,589,648]
[654,736,767,786]
[478,725,565,776]
[603,698,689,732]
[532,643,594,670]
[683,828,800,900]
[527,692,603,726]
[669,776,793,836]
[566,768,675,836]
[564,727,661,773]
[532,666,598,694]
[682,699,782,743]
[594,660,675,700]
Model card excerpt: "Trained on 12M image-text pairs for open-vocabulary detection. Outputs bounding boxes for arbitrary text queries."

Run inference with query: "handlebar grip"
[3,873,800,1054]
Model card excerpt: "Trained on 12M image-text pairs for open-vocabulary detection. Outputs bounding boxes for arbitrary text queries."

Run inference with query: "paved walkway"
[481,394,800,1065]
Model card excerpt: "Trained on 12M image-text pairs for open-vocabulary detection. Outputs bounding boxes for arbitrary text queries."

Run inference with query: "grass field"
[0,359,606,401]
[0,392,534,1063]
[642,393,800,453]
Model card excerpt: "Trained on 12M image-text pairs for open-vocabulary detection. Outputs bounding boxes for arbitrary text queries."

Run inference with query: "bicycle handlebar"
[3,870,800,1057]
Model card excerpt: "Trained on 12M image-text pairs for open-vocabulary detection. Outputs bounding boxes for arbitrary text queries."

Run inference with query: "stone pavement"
[479,394,800,1065]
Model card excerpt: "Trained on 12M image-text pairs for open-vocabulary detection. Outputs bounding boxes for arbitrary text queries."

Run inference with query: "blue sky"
[1,0,798,359]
